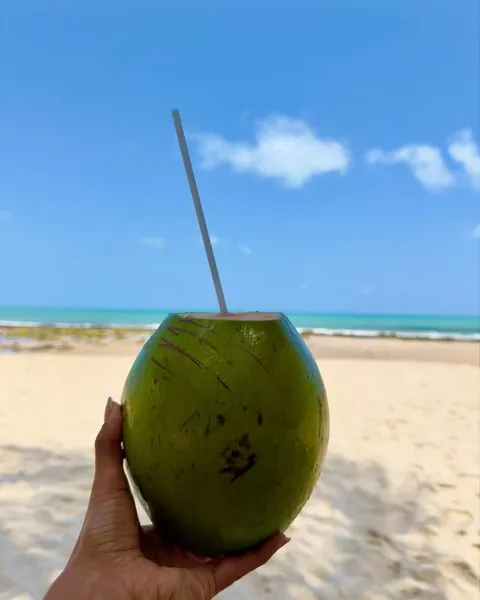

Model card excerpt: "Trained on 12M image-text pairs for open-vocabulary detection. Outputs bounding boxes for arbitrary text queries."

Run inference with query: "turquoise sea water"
[0,306,478,341]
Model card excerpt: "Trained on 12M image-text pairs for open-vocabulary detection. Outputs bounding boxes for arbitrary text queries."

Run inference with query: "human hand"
[44,398,289,600]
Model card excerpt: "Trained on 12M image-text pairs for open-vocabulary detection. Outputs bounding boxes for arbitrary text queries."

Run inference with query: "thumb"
[76,398,141,561]
[212,534,290,595]
[91,398,130,498]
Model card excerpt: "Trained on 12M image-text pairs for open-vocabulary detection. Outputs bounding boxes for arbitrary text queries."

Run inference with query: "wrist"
[43,565,100,600]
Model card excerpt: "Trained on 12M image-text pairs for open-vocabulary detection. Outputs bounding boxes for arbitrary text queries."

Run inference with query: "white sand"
[0,353,478,599]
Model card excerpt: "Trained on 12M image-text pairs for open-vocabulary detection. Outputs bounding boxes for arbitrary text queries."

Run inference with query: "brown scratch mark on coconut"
[153,378,158,385]
[218,452,257,483]
[204,417,211,437]
[171,467,180,480]
[150,356,172,373]
[223,449,239,463]
[242,348,268,373]
[216,375,230,391]
[238,433,251,450]
[217,414,226,426]
[168,326,217,350]
[180,318,214,332]
[257,412,263,426]
[158,338,205,368]
[180,410,199,432]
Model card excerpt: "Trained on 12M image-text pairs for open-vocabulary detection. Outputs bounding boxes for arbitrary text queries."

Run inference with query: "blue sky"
[0,1,478,315]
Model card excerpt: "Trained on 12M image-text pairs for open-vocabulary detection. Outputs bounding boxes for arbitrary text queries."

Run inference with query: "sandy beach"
[0,336,478,599]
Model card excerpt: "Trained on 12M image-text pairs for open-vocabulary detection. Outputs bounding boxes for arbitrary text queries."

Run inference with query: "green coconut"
[121,312,329,557]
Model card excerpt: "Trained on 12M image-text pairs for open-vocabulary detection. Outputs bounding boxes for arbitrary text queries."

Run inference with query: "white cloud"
[359,284,374,296]
[365,145,454,192]
[195,115,350,188]
[447,129,480,190]
[471,223,480,239]
[139,236,166,248]
[0,209,11,220]
[239,243,253,256]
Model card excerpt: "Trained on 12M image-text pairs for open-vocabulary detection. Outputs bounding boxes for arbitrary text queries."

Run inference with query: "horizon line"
[0,305,478,320]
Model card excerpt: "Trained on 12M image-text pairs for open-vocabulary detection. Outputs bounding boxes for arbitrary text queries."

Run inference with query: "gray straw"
[171,109,229,314]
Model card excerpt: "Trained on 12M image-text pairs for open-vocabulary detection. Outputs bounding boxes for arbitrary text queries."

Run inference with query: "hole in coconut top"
[178,312,283,321]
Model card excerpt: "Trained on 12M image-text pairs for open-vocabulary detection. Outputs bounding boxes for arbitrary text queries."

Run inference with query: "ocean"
[0,306,478,341]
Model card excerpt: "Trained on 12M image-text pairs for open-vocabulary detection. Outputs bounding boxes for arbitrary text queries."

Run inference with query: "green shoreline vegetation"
[0,324,473,355]
[0,325,150,353]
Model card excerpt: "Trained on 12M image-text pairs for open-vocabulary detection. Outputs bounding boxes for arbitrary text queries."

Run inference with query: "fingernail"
[104,397,113,422]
